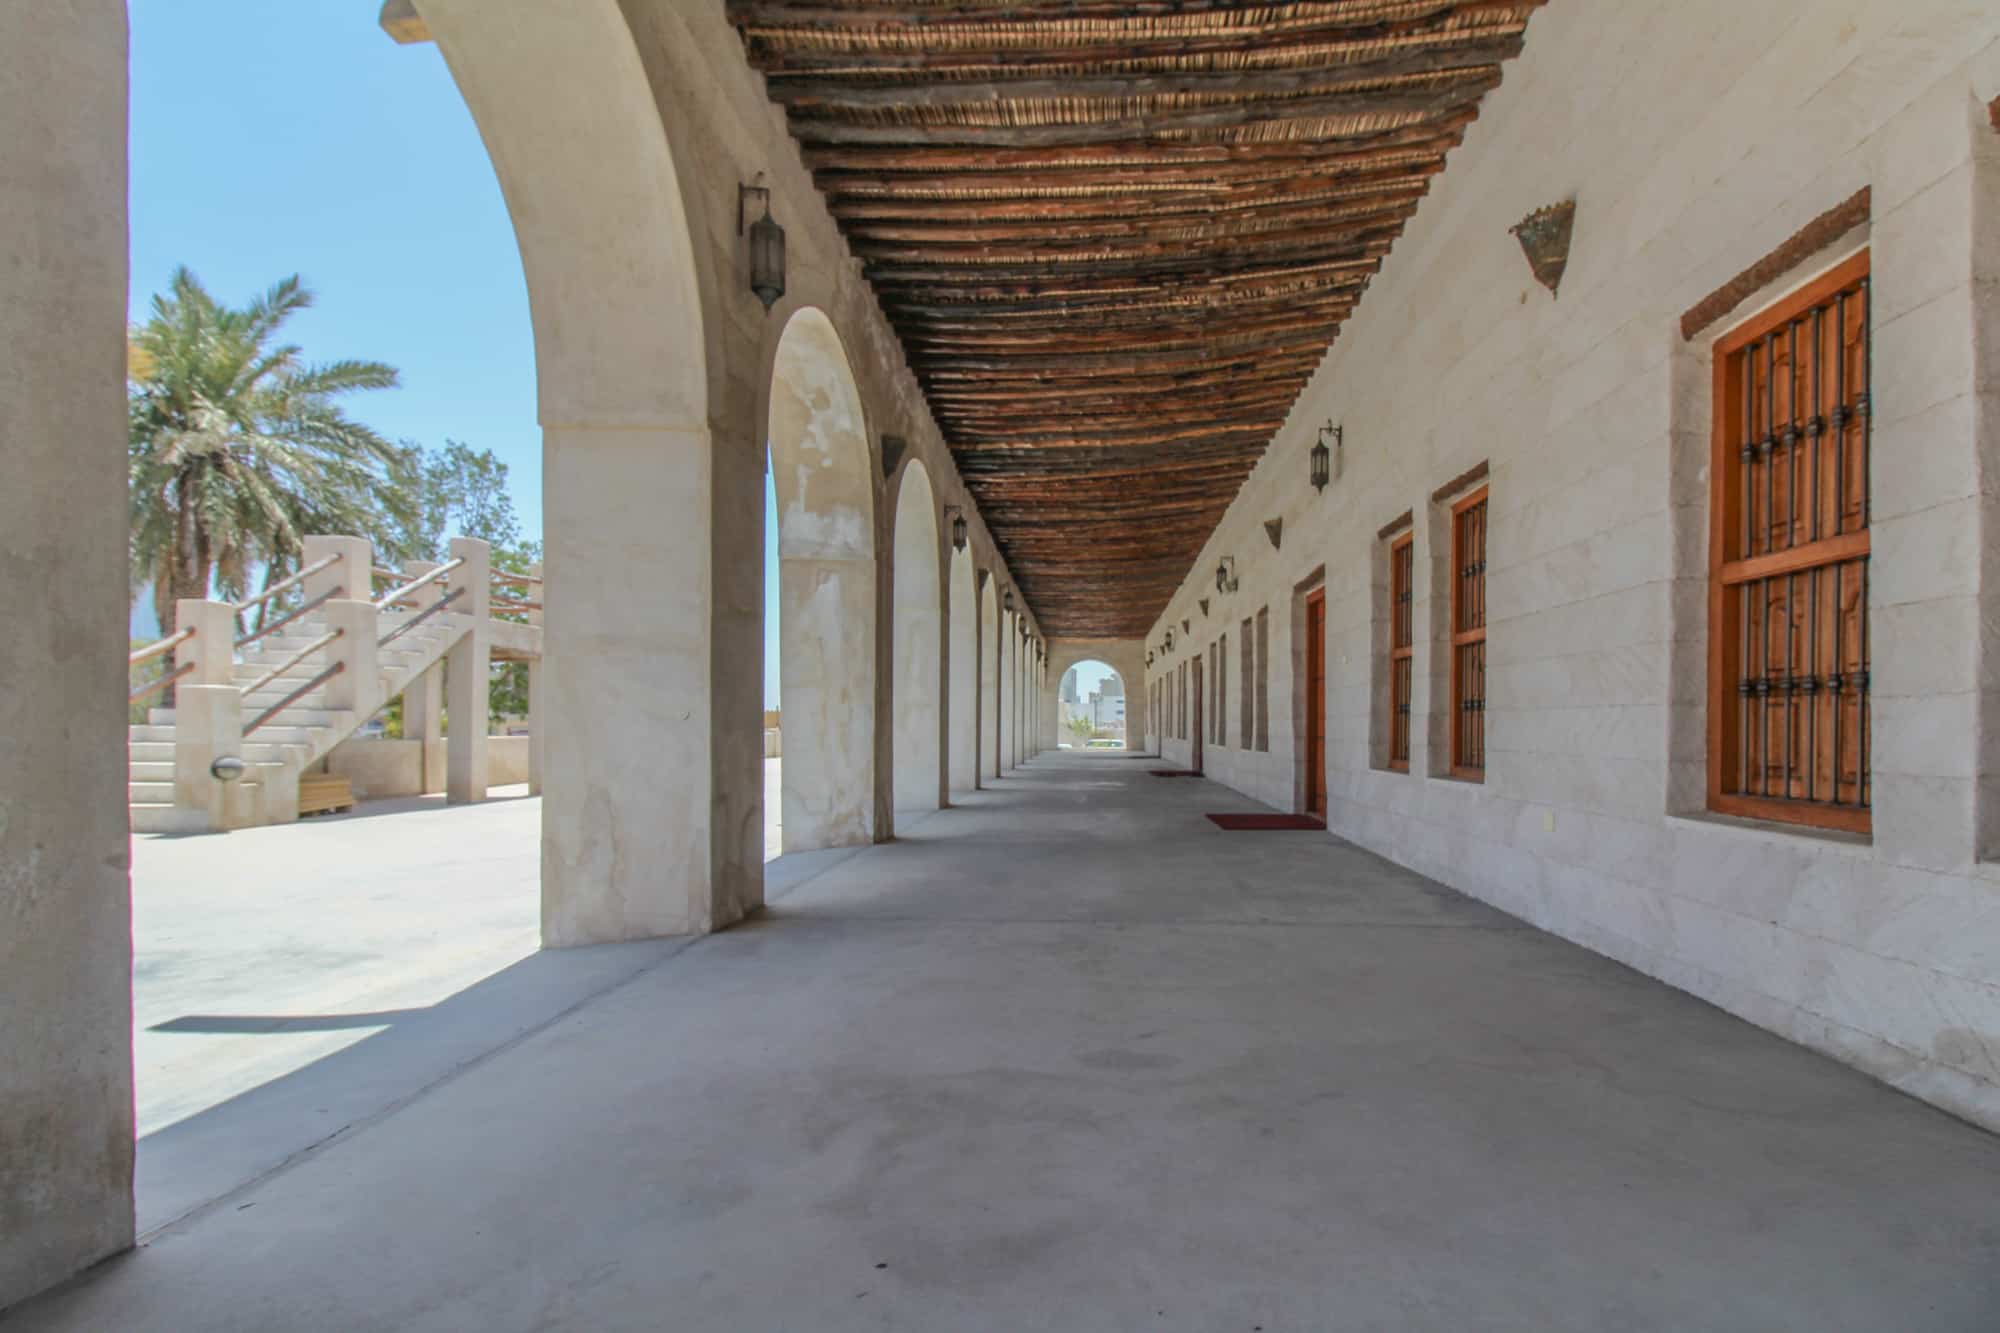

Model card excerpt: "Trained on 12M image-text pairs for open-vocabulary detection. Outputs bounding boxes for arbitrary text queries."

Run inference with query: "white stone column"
[400,560,445,794]
[0,2,133,1305]
[172,684,243,833]
[1000,614,1016,771]
[527,559,543,797]
[446,536,490,805]
[302,533,371,603]
[539,424,715,944]
[320,598,381,718]
[175,599,239,685]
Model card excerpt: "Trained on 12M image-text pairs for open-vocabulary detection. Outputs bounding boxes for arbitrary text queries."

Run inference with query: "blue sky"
[129,2,786,708]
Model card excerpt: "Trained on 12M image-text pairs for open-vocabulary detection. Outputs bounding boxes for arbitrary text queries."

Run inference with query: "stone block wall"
[1149,1,2000,1132]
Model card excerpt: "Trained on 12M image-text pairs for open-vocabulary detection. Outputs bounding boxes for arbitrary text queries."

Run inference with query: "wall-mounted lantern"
[1146,650,1154,666]
[1164,628,1175,651]
[1215,556,1239,595]
[1004,588,1015,613]
[738,179,786,312]
[1311,421,1340,493]
[945,505,967,552]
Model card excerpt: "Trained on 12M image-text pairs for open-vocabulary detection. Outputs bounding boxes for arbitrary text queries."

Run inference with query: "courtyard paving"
[23,753,2000,1330]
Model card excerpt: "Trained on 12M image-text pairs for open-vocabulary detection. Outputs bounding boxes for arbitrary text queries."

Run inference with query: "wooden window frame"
[1240,618,1254,750]
[1706,250,1871,835]
[1387,531,1415,772]
[1217,635,1228,747]
[1254,606,1270,753]
[1449,486,1488,781]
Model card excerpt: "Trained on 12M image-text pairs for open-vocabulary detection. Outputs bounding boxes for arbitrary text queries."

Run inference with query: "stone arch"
[948,545,977,795]
[768,306,876,851]
[891,460,942,814]
[1055,658,1126,749]
[418,0,720,943]
[1047,639,1151,755]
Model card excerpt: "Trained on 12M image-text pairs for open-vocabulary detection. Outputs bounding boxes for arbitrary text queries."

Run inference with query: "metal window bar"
[241,628,344,701]
[1725,271,1868,818]
[232,553,341,619]
[130,659,195,704]
[235,585,343,650]
[379,585,467,648]
[373,556,465,613]
[246,663,346,737]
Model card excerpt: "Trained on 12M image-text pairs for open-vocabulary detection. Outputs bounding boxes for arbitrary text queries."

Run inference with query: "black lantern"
[947,505,967,552]
[1215,556,1238,594]
[739,181,786,312]
[1311,422,1339,493]
[1004,588,1015,613]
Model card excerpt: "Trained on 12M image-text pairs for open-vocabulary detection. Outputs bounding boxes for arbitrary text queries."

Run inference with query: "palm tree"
[128,267,416,643]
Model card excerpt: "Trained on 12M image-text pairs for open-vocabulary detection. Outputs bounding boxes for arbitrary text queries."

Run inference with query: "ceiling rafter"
[730,0,1543,636]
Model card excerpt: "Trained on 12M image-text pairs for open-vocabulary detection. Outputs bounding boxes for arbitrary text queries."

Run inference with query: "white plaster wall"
[1146,2,2000,1131]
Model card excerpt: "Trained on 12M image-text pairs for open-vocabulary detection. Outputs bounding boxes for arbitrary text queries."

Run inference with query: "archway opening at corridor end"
[1058,660,1126,751]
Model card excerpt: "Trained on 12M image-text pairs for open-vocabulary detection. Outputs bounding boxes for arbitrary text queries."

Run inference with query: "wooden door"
[1191,656,1205,775]
[1305,587,1327,817]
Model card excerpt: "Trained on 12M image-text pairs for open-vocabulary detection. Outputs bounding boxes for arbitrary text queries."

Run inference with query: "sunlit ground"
[134,767,788,1136]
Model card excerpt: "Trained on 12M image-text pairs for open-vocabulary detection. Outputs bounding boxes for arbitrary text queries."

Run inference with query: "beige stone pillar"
[302,533,371,603]
[175,598,239,685]
[0,5,134,1303]
[320,598,380,718]
[539,424,716,943]
[446,536,490,804]
[399,560,444,792]
[172,684,244,833]
[415,0,744,941]
[1000,613,1015,771]
[527,559,543,796]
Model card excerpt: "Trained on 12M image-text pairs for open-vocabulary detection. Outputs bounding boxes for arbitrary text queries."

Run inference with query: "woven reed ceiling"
[730,0,1544,637]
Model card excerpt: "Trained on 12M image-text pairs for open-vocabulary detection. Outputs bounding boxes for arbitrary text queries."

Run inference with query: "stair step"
[129,726,176,743]
[148,708,175,725]
[129,781,175,803]
[128,740,173,761]
[129,761,174,781]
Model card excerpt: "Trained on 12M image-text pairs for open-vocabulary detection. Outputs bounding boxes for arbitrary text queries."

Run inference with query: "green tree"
[128,267,415,636]
[390,441,540,730]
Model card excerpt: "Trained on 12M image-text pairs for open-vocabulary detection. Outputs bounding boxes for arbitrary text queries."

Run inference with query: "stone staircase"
[124,533,533,835]
[128,604,465,833]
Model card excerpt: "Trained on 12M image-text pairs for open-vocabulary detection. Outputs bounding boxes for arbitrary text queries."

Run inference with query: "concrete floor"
[21,753,2000,1329]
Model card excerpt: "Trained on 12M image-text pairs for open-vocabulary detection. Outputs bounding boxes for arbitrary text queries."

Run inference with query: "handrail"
[129,660,194,703]
[234,586,342,650]
[233,553,340,617]
[490,596,543,612]
[380,585,465,648]
[372,557,464,612]
[245,663,344,736]
[129,627,195,667]
[241,628,343,700]
[491,569,542,587]
[371,566,402,583]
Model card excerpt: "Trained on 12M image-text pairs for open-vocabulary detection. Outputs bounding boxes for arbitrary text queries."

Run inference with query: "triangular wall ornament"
[1199,598,1210,617]
[1264,518,1283,550]
[1510,199,1577,298]
[1182,618,1190,635]
[879,434,909,477]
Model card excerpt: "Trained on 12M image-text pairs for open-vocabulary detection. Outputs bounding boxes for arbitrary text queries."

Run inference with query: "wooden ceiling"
[730,0,1543,637]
